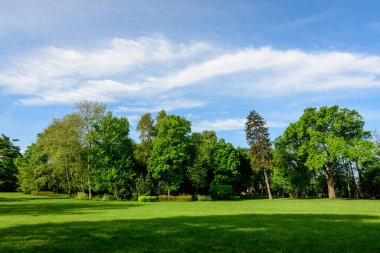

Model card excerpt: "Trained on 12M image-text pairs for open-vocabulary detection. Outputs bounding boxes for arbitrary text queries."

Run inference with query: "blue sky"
[1,0,380,151]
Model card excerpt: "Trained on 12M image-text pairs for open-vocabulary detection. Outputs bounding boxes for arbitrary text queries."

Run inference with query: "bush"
[228,196,241,201]
[30,191,54,197]
[101,194,115,201]
[138,196,158,202]
[75,192,88,200]
[196,195,212,201]
[158,194,194,202]
[210,183,233,199]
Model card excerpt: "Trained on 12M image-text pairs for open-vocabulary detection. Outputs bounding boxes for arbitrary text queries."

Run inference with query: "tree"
[0,134,21,191]
[277,106,371,199]
[134,113,155,174]
[235,147,254,194]
[273,136,314,198]
[75,100,106,198]
[245,110,273,199]
[210,139,240,199]
[148,114,191,196]
[89,112,135,199]
[17,115,85,194]
[188,131,217,194]
[41,114,84,194]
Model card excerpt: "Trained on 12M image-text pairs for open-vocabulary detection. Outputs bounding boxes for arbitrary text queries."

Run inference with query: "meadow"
[0,193,379,253]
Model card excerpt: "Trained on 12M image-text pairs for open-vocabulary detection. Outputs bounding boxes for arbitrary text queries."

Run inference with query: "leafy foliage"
[148,115,191,196]
[0,134,21,191]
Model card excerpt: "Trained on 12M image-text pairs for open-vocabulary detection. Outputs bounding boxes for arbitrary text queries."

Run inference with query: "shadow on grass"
[0,198,140,216]
[0,213,379,253]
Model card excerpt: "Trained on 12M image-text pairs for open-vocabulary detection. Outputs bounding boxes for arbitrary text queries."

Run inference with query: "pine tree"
[245,110,273,200]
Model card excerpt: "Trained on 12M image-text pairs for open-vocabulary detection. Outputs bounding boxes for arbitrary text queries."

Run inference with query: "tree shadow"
[0,213,379,252]
[0,198,141,216]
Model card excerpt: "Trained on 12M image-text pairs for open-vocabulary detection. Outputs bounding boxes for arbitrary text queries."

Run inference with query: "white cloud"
[115,99,206,113]
[0,37,213,100]
[148,47,380,95]
[192,118,286,132]
[1,38,380,108]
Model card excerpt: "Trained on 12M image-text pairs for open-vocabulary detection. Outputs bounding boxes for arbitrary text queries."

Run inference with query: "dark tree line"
[1,102,379,199]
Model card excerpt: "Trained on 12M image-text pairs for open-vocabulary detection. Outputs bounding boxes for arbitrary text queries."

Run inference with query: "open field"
[0,193,379,253]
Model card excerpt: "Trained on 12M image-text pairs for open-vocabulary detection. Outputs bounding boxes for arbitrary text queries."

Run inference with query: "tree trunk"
[65,161,71,195]
[87,154,92,199]
[355,161,363,198]
[263,169,273,200]
[324,165,336,199]
[348,162,359,199]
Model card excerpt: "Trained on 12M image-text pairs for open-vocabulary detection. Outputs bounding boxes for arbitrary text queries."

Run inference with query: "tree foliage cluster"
[1,102,379,199]
[12,103,253,199]
[271,106,380,199]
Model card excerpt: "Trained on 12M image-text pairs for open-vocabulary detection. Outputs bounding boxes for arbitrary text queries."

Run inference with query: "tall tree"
[277,106,371,199]
[134,113,155,174]
[188,131,217,194]
[245,110,273,199]
[17,115,84,194]
[89,112,135,199]
[75,100,106,198]
[148,114,191,196]
[0,134,21,191]
[210,139,241,199]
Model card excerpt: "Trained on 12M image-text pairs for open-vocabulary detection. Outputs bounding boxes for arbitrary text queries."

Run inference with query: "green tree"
[41,114,84,194]
[148,114,191,196]
[89,112,134,199]
[134,113,155,174]
[235,147,254,194]
[0,134,21,191]
[75,100,106,198]
[17,135,57,193]
[278,106,371,199]
[245,110,273,199]
[17,114,84,194]
[273,136,314,197]
[210,139,241,199]
[188,131,218,194]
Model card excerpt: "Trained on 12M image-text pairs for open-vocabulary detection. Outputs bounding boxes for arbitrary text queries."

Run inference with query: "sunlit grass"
[0,193,379,252]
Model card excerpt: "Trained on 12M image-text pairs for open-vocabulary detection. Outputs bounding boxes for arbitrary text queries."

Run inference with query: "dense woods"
[1,102,379,199]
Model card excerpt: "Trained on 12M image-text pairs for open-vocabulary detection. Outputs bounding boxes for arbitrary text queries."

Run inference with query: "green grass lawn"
[0,193,379,252]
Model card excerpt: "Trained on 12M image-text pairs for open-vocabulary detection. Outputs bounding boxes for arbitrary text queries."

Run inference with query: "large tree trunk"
[263,169,273,200]
[324,164,336,199]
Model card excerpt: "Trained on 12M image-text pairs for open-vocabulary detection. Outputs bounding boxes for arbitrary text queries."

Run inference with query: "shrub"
[30,191,54,197]
[158,194,194,202]
[228,196,241,201]
[101,194,115,201]
[210,183,233,199]
[138,196,158,202]
[75,192,88,200]
[196,195,212,201]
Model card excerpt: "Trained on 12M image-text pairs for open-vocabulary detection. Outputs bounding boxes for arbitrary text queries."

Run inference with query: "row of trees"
[1,102,379,199]
[13,101,255,199]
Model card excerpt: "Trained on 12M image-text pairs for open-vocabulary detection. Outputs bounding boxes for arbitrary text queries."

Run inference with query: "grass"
[0,193,379,252]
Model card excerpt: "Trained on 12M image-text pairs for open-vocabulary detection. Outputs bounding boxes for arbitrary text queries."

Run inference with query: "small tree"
[0,134,21,191]
[245,110,273,199]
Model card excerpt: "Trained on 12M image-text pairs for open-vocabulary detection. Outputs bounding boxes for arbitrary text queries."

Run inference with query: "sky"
[1,0,380,151]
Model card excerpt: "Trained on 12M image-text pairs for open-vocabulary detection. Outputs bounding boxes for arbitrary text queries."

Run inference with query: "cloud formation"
[1,37,380,111]
[192,118,287,132]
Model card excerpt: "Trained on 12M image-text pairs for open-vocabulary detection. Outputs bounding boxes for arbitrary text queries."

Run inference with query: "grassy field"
[0,193,379,252]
